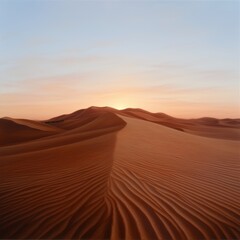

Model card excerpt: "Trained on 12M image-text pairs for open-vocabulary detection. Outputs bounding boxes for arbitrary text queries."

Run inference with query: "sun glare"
[112,103,128,110]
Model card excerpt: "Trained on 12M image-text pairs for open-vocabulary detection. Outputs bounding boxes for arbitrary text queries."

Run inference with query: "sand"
[0,107,239,239]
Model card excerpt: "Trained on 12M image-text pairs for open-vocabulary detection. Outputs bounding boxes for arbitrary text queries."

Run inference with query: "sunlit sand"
[0,107,239,239]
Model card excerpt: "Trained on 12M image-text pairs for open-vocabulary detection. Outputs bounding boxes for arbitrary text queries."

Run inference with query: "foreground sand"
[0,107,239,239]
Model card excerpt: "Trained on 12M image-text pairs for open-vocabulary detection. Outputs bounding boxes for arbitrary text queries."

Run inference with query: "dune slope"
[110,116,240,240]
[0,108,239,239]
[0,118,56,146]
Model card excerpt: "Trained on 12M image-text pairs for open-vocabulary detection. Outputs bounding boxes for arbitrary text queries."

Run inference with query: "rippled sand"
[0,107,239,239]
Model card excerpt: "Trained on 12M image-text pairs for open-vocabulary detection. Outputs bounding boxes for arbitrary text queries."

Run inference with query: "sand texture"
[0,107,239,239]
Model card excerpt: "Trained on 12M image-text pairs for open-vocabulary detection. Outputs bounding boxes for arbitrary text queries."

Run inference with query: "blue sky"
[0,0,239,119]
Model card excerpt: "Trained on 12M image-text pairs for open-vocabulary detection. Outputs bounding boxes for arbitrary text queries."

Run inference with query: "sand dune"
[3,117,62,132]
[0,107,239,239]
[117,108,240,140]
[0,118,56,146]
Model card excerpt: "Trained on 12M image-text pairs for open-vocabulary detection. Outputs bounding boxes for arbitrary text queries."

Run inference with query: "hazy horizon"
[1,1,239,119]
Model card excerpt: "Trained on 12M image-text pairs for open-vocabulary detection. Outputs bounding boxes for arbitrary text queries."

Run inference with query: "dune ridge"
[47,106,240,140]
[0,107,239,239]
[0,118,57,147]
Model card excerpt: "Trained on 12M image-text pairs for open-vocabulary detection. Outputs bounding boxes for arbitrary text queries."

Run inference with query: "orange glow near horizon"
[0,76,239,120]
[1,99,239,121]
[0,2,239,120]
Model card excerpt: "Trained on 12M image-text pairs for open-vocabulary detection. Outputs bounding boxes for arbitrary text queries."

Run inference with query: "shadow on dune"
[0,118,56,147]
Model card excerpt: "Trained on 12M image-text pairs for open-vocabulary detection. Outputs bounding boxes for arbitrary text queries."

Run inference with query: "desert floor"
[0,107,239,239]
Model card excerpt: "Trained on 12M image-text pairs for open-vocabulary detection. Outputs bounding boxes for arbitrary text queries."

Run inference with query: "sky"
[0,0,239,119]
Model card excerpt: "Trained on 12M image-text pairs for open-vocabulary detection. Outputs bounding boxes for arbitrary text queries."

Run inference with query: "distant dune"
[0,107,239,239]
